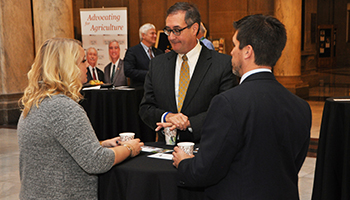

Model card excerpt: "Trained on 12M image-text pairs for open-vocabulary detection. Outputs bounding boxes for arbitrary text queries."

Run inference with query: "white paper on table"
[141,146,163,153]
[333,99,350,102]
[82,85,101,90]
[148,153,173,160]
[141,145,173,153]
[114,86,135,90]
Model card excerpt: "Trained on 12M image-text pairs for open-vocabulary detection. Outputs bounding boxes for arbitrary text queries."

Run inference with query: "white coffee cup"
[119,132,135,142]
[164,127,177,145]
[177,142,195,155]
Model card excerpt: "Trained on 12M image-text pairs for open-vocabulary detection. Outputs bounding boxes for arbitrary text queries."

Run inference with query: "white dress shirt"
[88,66,100,81]
[174,41,202,106]
[141,42,154,60]
[161,40,202,131]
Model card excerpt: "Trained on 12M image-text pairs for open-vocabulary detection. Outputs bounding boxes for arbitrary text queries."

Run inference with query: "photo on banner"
[80,8,128,71]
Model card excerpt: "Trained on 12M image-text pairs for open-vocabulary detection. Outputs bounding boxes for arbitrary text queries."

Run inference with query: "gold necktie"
[178,55,189,112]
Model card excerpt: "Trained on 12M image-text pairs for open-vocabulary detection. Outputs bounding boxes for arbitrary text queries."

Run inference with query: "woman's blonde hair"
[20,38,83,117]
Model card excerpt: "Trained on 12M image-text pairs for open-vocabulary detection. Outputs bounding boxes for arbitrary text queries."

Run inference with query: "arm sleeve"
[50,100,115,174]
[139,61,166,130]
[177,94,243,187]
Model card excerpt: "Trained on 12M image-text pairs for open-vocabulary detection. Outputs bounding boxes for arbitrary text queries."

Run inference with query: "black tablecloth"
[312,97,350,200]
[98,142,205,200]
[80,88,155,142]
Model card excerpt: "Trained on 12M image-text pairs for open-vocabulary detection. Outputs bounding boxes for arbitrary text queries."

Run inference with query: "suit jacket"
[86,66,104,83]
[104,60,127,86]
[124,43,163,87]
[177,72,312,200]
[139,47,237,143]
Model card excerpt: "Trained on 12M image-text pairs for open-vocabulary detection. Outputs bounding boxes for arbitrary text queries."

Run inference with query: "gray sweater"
[17,94,115,199]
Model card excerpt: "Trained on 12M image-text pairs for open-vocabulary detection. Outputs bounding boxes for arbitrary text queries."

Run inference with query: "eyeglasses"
[163,24,193,36]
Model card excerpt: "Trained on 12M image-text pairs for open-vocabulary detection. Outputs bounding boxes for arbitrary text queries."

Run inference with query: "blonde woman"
[17,38,143,199]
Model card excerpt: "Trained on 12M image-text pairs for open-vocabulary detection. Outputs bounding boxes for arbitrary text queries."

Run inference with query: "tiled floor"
[0,128,20,200]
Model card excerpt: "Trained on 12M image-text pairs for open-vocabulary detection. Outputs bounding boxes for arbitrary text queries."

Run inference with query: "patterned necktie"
[178,55,190,112]
[92,68,97,80]
[111,64,116,81]
[148,47,154,59]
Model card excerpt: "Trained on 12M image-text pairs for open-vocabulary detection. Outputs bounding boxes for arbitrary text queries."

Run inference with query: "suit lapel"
[86,67,92,81]
[138,43,150,61]
[105,63,111,83]
[165,52,178,111]
[181,47,211,112]
[113,60,124,83]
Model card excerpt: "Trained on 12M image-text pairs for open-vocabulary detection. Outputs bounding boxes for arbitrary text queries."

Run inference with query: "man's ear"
[192,23,199,36]
[243,45,253,59]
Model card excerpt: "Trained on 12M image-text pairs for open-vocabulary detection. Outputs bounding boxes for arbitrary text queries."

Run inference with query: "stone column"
[0,0,34,124]
[32,0,74,52]
[274,0,309,98]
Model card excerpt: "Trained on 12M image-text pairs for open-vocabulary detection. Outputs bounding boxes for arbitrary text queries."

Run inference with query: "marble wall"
[0,0,34,124]
[33,0,74,52]
[0,0,75,125]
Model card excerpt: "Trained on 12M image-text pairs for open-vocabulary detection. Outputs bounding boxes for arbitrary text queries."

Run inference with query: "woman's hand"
[100,136,121,147]
[121,139,144,157]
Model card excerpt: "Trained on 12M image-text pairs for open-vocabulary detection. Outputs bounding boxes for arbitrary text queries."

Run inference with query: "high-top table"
[80,87,155,142]
[312,97,350,200]
[98,142,205,200]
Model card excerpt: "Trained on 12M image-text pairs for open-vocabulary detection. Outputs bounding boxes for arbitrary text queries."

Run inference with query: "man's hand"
[155,122,175,132]
[172,146,194,168]
[165,113,191,131]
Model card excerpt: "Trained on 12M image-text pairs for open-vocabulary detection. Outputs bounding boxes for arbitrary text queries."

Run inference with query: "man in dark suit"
[104,40,127,86]
[86,47,104,83]
[172,14,312,200]
[139,2,237,143]
[124,23,163,88]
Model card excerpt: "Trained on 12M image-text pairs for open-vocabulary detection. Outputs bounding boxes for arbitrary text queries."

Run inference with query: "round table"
[98,142,205,200]
[312,97,350,200]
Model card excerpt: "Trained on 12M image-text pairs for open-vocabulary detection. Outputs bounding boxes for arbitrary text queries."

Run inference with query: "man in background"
[172,14,311,200]
[86,47,104,83]
[197,22,215,50]
[104,40,127,86]
[124,23,163,88]
[139,2,237,143]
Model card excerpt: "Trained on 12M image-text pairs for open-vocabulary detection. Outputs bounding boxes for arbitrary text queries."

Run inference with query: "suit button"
[179,181,185,185]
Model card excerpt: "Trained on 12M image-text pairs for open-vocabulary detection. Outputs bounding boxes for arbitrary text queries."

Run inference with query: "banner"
[80,8,128,70]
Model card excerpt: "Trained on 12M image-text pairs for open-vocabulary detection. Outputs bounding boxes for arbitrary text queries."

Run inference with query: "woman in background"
[17,38,144,199]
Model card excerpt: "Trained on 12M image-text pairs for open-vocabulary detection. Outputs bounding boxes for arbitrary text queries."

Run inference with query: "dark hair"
[233,14,287,67]
[166,2,201,35]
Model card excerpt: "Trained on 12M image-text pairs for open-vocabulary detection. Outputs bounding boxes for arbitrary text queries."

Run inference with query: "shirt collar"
[140,42,151,51]
[178,40,202,62]
[240,68,272,84]
[111,59,120,66]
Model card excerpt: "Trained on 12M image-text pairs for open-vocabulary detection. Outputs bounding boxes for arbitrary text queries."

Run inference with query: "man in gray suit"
[104,40,127,86]
[139,2,237,143]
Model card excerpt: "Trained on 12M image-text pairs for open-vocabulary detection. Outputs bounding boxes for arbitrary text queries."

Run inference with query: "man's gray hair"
[139,23,156,41]
[109,40,119,46]
[86,47,98,56]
